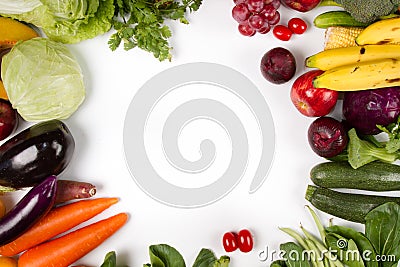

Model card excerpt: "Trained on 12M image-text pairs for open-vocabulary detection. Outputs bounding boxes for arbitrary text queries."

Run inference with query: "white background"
[3,1,358,266]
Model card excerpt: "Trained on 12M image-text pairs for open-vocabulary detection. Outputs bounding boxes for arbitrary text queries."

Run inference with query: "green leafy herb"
[192,248,230,267]
[346,239,365,267]
[347,128,398,169]
[329,116,400,168]
[109,0,203,61]
[365,202,400,267]
[326,225,377,267]
[377,116,400,153]
[144,244,186,267]
[144,244,229,267]
[277,207,382,267]
[271,260,288,267]
[101,251,117,267]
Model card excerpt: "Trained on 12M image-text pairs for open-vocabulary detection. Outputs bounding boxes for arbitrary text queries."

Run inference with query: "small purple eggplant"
[0,175,57,246]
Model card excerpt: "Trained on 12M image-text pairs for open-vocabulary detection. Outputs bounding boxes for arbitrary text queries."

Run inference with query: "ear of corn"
[324,26,400,50]
[324,26,364,50]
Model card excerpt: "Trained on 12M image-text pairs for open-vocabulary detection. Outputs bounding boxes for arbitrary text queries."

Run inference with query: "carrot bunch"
[0,197,128,267]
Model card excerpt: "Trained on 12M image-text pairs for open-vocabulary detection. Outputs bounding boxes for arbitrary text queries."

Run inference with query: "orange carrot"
[0,197,119,256]
[18,213,128,267]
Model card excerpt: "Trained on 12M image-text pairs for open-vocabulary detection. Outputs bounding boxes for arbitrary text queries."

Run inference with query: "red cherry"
[273,25,293,41]
[288,17,308,34]
[222,232,239,252]
[237,229,254,253]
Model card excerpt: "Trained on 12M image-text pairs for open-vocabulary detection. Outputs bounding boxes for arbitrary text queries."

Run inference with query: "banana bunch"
[307,17,400,91]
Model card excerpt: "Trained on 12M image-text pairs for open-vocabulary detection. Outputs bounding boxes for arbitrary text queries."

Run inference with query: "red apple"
[281,0,322,12]
[0,99,17,141]
[290,70,338,117]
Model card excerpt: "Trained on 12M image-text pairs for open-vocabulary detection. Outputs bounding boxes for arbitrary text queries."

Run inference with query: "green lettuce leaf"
[43,0,114,43]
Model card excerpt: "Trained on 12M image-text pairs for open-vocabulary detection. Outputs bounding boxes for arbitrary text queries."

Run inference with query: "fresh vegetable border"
[1,0,400,266]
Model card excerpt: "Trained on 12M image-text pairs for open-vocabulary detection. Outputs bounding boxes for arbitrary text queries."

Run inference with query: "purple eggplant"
[0,119,74,189]
[0,175,57,246]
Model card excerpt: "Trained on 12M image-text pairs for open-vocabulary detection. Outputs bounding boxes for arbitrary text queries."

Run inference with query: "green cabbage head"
[1,38,86,121]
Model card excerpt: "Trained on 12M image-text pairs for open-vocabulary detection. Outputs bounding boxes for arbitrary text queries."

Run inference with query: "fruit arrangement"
[291,16,400,160]
[231,0,309,40]
[285,7,400,261]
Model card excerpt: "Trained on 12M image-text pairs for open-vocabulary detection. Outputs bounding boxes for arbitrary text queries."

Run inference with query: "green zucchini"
[311,161,400,191]
[305,185,400,223]
[313,11,369,29]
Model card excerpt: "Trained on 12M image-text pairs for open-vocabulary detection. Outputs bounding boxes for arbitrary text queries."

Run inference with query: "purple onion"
[308,116,348,158]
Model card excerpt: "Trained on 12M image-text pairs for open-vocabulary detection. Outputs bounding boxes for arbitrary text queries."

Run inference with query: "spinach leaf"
[326,225,378,267]
[325,233,365,267]
[192,248,217,267]
[144,244,186,267]
[365,202,400,267]
[280,242,311,267]
[271,260,288,267]
[101,251,117,267]
[347,239,366,267]
[325,232,345,251]
[143,245,229,267]
[193,248,230,267]
[192,248,230,267]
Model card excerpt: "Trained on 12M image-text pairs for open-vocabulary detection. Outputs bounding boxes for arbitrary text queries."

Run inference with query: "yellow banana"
[305,44,400,70]
[313,58,400,91]
[356,17,400,45]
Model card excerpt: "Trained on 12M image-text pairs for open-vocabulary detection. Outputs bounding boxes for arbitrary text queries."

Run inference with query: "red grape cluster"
[232,0,281,36]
